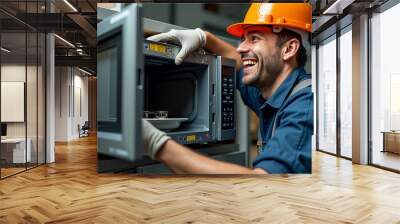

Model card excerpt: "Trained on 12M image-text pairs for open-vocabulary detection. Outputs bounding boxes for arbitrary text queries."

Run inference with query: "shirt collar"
[259,67,305,110]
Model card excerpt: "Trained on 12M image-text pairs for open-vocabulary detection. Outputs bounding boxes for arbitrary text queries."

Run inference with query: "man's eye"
[251,36,259,42]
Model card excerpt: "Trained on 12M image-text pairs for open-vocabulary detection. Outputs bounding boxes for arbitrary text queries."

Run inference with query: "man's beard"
[260,50,284,88]
[248,49,283,89]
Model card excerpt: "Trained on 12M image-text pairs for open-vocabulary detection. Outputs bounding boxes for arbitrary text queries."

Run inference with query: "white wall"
[1,65,26,82]
[54,67,89,141]
[55,66,69,141]
[72,72,89,138]
[1,65,32,138]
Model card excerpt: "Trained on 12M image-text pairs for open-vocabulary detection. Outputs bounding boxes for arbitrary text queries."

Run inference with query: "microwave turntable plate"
[145,118,188,130]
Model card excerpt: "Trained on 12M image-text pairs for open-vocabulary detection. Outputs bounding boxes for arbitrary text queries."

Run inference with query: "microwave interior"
[144,55,210,133]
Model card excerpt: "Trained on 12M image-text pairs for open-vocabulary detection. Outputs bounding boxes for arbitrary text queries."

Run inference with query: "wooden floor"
[1,167,26,178]
[1,163,45,178]
[1,135,400,223]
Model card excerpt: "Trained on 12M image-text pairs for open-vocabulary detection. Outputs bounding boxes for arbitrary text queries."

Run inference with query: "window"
[0,1,46,179]
[370,2,400,171]
[339,27,352,158]
[317,35,337,154]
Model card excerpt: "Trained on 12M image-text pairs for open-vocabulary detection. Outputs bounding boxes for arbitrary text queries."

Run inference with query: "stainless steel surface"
[236,91,250,168]
[144,17,187,34]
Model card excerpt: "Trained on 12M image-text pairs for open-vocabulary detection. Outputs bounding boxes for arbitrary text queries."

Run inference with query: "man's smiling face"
[237,26,284,88]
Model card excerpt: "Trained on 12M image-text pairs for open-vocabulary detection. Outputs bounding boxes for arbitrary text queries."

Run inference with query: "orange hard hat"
[227,3,312,38]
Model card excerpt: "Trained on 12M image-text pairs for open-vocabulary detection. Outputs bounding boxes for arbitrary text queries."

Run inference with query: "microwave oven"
[97,4,236,162]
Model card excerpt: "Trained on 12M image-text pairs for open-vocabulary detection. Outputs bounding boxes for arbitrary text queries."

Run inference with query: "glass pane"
[1,31,27,177]
[339,28,352,158]
[27,31,38,169]
[371,3,400,171]
[317,36,337,154]
[38,32,45,165]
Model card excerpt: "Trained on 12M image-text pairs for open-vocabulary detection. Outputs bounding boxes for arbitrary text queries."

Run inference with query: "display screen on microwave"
[222,65,234,77]
[97,34,122,133]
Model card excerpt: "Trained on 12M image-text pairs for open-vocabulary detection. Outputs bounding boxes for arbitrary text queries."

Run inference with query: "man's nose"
[236,41,250,54]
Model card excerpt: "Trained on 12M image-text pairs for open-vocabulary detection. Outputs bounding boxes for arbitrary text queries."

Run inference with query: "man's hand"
[142,119,171,159]
[142,120,267,174]
[147,28,206,65]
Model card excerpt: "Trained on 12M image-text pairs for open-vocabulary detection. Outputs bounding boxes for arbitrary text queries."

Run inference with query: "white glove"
[142,119,171,159]
[147,28,206,65]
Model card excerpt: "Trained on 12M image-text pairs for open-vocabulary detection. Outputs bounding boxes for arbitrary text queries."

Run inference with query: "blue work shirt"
[237,67,313,173]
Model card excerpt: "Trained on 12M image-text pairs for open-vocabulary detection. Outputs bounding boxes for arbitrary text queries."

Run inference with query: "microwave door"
[97,4,144,162]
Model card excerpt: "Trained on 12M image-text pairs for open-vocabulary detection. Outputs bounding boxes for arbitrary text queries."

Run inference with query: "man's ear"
[281,38,300,62]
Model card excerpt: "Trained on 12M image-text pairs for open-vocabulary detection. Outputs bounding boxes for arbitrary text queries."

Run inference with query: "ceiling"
[1,0,391,74]
[0,0,97,72]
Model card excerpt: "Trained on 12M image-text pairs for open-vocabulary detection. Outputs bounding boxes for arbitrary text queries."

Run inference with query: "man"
[142,3,313,174]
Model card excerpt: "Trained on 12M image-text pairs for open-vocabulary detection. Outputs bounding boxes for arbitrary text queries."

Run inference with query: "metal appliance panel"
[144,41,216,145]
[97,4,144,162]
[215,56,236,141]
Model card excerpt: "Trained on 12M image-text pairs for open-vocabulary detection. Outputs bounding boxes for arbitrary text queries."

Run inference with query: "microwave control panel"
[221,67,235,130]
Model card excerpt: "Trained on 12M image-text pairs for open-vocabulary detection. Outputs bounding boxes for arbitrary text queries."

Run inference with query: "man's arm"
[147,29,242,69]
[155,140,267,174]
[204,31,242,70]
